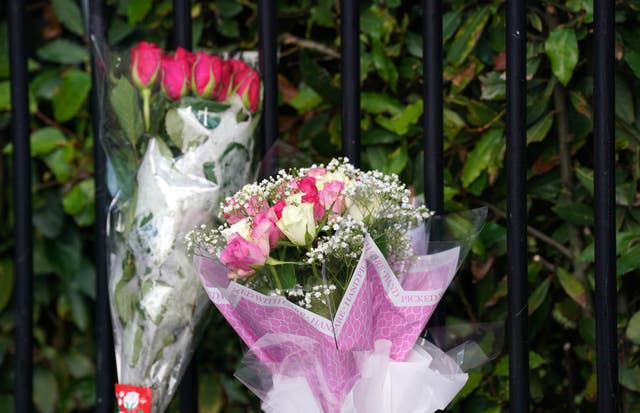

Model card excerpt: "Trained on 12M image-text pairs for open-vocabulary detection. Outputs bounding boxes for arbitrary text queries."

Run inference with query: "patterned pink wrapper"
[194,236,459,412]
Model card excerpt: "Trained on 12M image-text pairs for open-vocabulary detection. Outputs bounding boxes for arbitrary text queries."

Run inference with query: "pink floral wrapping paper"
[195,235,460,412]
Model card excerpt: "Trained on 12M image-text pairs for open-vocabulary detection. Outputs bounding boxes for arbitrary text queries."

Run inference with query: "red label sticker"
[115,383,152,413]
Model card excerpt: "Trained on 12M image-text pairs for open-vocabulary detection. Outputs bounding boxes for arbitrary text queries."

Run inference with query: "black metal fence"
[8,0,618,412]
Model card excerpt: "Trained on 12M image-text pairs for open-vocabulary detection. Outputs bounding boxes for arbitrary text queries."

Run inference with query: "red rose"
[235,68,261,112]
[160,47,192,100]
[192,52,224,97]
[130,41,162,89]
[214,60,233,101]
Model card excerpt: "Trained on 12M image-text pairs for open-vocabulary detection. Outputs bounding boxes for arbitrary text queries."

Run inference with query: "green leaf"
[479,71,505,100]
[217,20,239,38]
[617,244,640,277]
[552,203,594,226]
[361,92,403,115]
[33,368,59,413]
[299,52,340,105]
[0,81,10,111]
[52,0,85,36]
[443,10,463,42]
[461,128,504,187]
[110,76,144,145]
[127,0,152,24]
[68,291,89,331]
[375,100,423,135]
[52,70,91,122]
[371,38,398,91]
[33,189,65,238]
[36,39,88,64]
[625,49,640,79]
[289,87,322,113]
[626,311,640,345]
[63,179,95,227]
[203,162,218,184]
[556,267,587,308]
[545,27,579,86]
[446,7,492,67]
[620,365,640,392]
[217,0,243,17]
[0,259,13,312]
[528,277,550,315]
[279,264,297,289]
[526,112,554,144]
[443,108,466,140]
[44,146,75,182]
[362,128,402,145]
[615,74,635,124]
[30,127,67,156]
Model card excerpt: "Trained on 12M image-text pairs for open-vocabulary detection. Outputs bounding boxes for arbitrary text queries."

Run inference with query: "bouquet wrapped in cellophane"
[94,40,261,413]
[187,158,489,412]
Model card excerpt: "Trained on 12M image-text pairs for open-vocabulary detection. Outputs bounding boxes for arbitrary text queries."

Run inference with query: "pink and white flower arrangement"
[188,160,487,412]
[187,158,433,315]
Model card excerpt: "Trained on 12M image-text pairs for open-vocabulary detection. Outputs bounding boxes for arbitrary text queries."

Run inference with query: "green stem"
[142,88,151,132]
[268,265,283,290]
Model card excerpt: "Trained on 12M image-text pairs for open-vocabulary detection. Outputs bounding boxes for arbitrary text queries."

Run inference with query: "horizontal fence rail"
[7,1,621,412]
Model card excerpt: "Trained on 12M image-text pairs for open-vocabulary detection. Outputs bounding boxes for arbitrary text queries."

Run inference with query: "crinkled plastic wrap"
[94,41,261,413]
[195,209,490,412]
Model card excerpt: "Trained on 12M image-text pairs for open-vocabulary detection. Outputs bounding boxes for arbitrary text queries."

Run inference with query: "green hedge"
[1,0,640,411]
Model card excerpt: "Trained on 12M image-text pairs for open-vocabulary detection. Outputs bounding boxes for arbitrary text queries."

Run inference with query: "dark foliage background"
[1,0,640,411]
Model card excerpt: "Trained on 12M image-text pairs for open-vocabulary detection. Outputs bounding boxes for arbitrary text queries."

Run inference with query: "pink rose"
[160,48,193,100]
[246,195,269,216]
[192,52,224,97]
[229,59,251,88]
[235,68,261,112]
[296,176,324,220]
[273,200,287,219]
[319,180,346,214]
[252,209,283,248]
[307,167,327,177]
[219,233,269,279]
[214,60,233,101]
[130,41,163,89]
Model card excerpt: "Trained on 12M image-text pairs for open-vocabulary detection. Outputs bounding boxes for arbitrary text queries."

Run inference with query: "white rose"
[277,203,316,246]
[123,391,140,409]
[221,218,252,240]
[345,197,381,222]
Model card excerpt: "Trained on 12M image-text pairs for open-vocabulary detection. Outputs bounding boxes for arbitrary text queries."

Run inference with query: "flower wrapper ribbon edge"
[194,234,461,412]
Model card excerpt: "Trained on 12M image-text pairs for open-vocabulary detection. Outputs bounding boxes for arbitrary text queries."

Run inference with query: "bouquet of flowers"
[188,159,487,412]
[95,40,262,413]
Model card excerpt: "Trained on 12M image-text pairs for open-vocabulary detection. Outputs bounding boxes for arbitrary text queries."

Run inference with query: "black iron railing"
[7,0,618,412]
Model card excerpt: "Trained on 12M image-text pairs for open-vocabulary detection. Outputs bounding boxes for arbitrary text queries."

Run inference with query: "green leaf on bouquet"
[130,327,144,367]
[110,76,143,146]
[115,278,135,325]
[203,162,218,184]
[280,264,297,290]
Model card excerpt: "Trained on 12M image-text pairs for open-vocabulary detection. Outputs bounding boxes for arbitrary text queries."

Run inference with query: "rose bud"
[229,59,252,91]
[214,60,233,101]
[130,41,163,89]
[192,52,224,97]
[235,68,261,112]
[160,49,192,100]
[174,46,196,68]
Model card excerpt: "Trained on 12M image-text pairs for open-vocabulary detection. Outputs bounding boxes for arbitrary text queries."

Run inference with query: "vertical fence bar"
[258,0,278,155]
[593,0,618,411]
[173,0,192,49]
[7,0,33,411]
[88,1,115,412]
[172,2,198,411]
[422,0,443,215]
[506,0,529,411]
[340,0,360,167]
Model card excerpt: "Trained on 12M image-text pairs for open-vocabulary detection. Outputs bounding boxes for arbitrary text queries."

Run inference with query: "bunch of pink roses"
[129,41,261,130]
[187,158,432,315]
